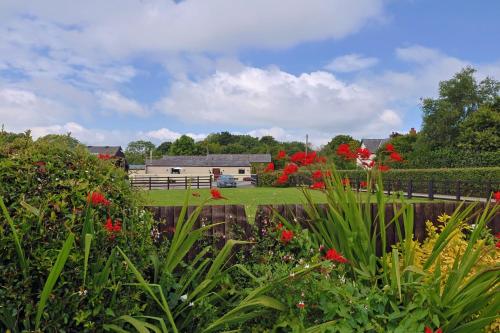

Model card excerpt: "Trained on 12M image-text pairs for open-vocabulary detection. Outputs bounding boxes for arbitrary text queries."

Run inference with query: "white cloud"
[143,128,206,142]
[325,53,378,72]
[97,91,148,116]
[156,66,401,137]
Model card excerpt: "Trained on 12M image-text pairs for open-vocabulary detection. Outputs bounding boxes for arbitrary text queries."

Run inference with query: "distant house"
[128,164,146,176]
[87,146,128,170]
[357,138,389,168]
[144,154,271,181]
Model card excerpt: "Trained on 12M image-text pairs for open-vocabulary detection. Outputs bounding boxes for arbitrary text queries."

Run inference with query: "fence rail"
[131,175,213,190]
[147,202,499,253]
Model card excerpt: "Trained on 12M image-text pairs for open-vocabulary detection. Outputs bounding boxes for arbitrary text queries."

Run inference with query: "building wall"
[128,169,146,176]
[145,166,251,180]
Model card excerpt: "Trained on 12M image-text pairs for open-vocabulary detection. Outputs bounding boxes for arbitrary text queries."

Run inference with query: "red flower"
[356,147,372,159]
[281,230,294,243]
[210,188,226,200]
[88,191,110,206]
[296,301,305,309]
[312,170,323,180]
[336,144,356,160]
[290,151,306,164]
[283,163,299,175]
[495,232,500,240]
[377,164,390,172]
[277,173,289,184]
[105,218,113,232]
[342,178,350,186]
[389,152,403,162]
[496,241,500,249]
[34,161,46,166]
[264,162,275,172]
[277,150,286,159]
[303,151,317,166]
[310,182,325,190]
[315,156,327,164]
[386,143,395,152]
[113,220,122,232]
[325,248,348,263]
[424,327,442,333]
[494,191,500,201]
[360,181,367,188]
[277,223,283,230]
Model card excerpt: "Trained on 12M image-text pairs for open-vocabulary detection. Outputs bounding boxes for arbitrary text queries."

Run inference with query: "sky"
[1,0,499,148]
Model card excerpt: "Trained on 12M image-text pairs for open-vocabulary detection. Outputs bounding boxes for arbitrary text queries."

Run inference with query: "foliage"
[125,140,156,164]
[169,135,201,155]
[320,135,361,170]
[457,105,500,151]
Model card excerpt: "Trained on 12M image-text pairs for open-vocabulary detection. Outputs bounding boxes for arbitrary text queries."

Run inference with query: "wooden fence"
[147,202,499,251]
[131,175,212,190]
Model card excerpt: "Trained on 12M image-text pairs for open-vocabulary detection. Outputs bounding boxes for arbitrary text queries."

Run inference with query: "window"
[171,167,181,174]
[238,169,245,174]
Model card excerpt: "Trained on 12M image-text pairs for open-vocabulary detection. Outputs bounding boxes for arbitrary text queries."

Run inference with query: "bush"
[399,148,500,169]
[0,133,155,331]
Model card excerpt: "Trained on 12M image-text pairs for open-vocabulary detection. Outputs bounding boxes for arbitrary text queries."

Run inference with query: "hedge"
[257,167,500,198]
[396,149,500,169]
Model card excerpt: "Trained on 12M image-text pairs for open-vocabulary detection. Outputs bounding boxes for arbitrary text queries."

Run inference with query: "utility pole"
[305,134,309,155]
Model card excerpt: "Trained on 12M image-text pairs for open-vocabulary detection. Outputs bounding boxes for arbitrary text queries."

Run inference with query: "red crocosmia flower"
[277,173,289,184]
[310,182,325,190]
[377,164,390,172]
[264,162,275,172]
[424,327,442,333]
[325,249,348,263]
[312,170,323,180]
[192,192,201,197]
[389,152,403,162]
[283,163,299,175]
[495,232,500,240]
[342,178,350,186]
[360,181,368,188]
[296,301,305,309]
[303,151,317,165]
[324,170,332,178]
[277,150,286,159]
[336,144,356,160]
[105,218,113,232]
[356,147,372,159]
[386,143,395,152]
[280,230,294,243]
[113,220,122,232]
[277,223,283,230]
[290,151,307,164]
[496,241,500,249]
[494,191,500,201]
[210,188,226,200]
[88,191,110,206]
[315,156,327,164]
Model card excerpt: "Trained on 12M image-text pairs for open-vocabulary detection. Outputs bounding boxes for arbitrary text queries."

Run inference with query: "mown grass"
[143,187,431,223]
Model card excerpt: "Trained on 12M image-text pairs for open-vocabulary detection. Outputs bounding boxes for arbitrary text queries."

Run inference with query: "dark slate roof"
[147,154,271,167]
[129,164,145,170]
[87,146,122,156]
[361,139,389,153]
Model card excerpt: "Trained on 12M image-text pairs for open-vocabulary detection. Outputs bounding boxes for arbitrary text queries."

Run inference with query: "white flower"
[78,289,88,296]
[289,272,295,277]
[189,302,194,307]
[180,294,188,302]
[304,264,310,269]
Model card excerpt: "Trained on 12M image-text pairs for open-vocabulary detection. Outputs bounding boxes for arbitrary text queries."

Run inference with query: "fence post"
[149,177,152,190]
[209,175,212,188]
[387,181,391,196]
[197,176,200,189]
[167,177,170,190]
[407,180,413,199]
[185,176,188,189]
[456,181,461,201]
[428,180,434,200]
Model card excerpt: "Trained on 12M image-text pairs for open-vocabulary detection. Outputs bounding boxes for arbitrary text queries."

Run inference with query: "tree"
[36,133,80,149]
[321,135,360,169]
[154,141,172,157]
[169,135,201,155]
[125,140,156,164]
[419,67,499,150]
[458,105,500,151]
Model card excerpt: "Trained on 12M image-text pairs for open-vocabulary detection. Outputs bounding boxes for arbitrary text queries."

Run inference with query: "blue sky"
[1,0,499,147]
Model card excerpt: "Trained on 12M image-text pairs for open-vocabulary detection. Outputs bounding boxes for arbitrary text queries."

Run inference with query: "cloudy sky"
[1,0,499,147]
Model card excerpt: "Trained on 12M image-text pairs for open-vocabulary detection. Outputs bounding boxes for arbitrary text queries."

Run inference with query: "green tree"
[458,105,500,151]
[170,135,201,155]
[154,141,172,157]
[36,133,80,149]
[125,140,156,164]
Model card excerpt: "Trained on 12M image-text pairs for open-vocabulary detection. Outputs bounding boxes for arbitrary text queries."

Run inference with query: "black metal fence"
[351,179,499,201]
[250,174,258,186]
[130,175,213,190]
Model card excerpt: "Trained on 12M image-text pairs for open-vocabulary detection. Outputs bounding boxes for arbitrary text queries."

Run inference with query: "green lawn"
[143,187,430,223]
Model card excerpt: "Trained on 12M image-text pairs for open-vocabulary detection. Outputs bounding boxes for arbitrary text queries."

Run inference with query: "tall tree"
[125,140,156,164]
[169,135,201,155]
[154,141,172,157]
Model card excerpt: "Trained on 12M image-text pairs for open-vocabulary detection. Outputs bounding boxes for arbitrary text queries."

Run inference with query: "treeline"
[125,67,499,168]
